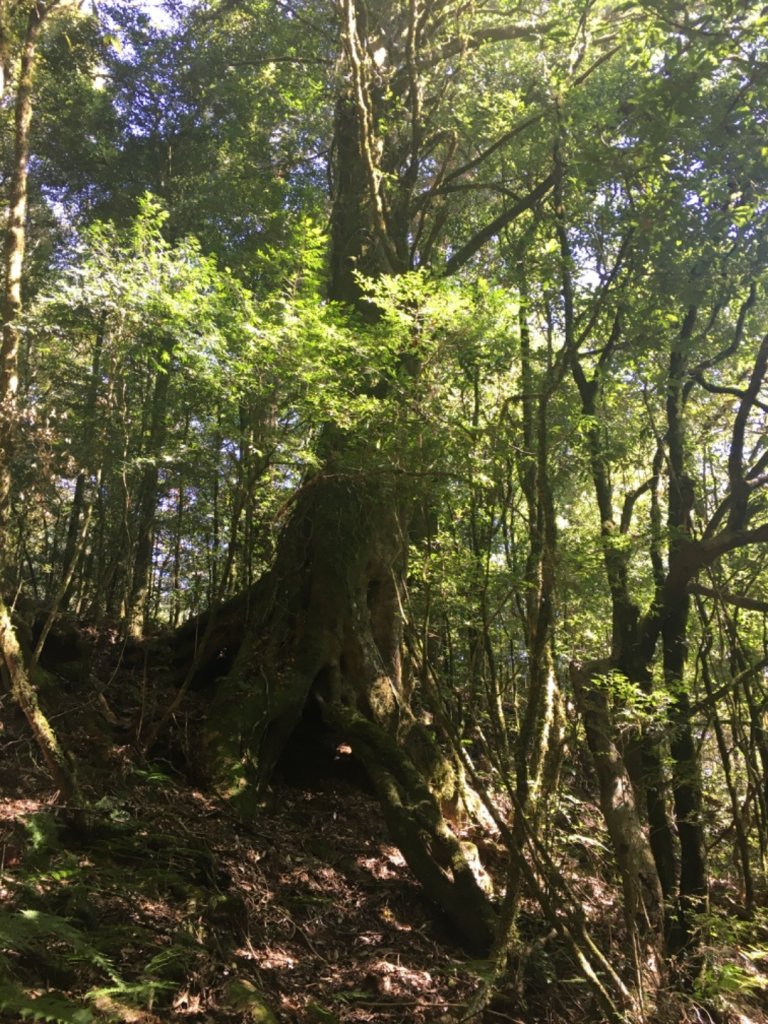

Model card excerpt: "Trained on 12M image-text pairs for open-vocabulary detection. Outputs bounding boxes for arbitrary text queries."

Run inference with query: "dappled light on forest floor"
[4,0,768,1017]
[0,698,495,1023]
[2,662,768,1023]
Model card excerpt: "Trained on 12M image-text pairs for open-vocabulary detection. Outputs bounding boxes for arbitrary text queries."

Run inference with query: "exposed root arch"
[202,471,497,952]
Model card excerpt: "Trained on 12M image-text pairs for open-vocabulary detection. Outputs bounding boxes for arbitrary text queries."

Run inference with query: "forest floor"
[1,627,768,1024]
[0,756,489,1024]
[0,628,514,1024]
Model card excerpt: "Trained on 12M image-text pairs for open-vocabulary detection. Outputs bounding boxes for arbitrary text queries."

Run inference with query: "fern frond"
[0,978,93,1023]
[0,909,122,983]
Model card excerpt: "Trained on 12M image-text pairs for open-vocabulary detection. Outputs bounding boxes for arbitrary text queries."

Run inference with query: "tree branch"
[727,332,768,529]
[442,173,555,275]
[689,582,768,614]
[689,282,757,388]
[419,111,545,204]
[689,372,768,414]
[688,654,768,717]
[620,477,653,535]
[417,20,550,73]
[340,0,400,273]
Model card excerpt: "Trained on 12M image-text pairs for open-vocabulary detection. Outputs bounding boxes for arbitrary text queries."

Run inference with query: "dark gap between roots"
[274,683,372,793]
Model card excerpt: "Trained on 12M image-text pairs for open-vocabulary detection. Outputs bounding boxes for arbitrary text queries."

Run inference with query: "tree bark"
[204,472,496,951]
[563,214,677,916]
[664,331,707,947]
[199,1,552,950]
[0,2,43,529]
[195,0,577,955]
[0,0,81,808]
[571,661,665,959]
[125,338,174,637]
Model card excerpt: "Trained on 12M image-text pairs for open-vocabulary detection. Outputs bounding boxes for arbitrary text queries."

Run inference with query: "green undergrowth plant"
[0,908,120,1023]
[0,895,217,1020]
[0,774,237,1023]
[0,908,120,980]
[0,980,94,1024]
[692,907,768,1012]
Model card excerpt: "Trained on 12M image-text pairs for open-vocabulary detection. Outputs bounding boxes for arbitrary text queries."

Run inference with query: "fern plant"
[0,909,121,981]
[0,908,121,1023]
[0,978,93,1024]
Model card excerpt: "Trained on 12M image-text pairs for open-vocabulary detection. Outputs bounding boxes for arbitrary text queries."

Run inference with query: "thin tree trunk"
[496,269,563,968]
[0,0,81,808]
[664,334,707,948]
[60,319,105,609]
[697,626,754,914]
[125,342,173,636]
[571,660,666,960]
[0,3,42,529]
[0,597,79,799]
[556,133,671,979]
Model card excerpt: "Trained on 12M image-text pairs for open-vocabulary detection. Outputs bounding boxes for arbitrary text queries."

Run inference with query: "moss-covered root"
[0,596,82,808]
[328,704,497,954]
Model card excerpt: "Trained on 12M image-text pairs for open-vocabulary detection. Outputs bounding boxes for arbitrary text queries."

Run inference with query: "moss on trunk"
[203,471,496,953]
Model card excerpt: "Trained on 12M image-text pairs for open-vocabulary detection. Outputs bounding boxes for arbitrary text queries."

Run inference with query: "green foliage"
[6,0,768,1011]
[0,909,120,982]
[689,906,768,1011]
[84,978,177,1011]
[0,910,115,1023]
[695,960,768,1001]
[21,193,279,616]
[22,812,60,859]
[593,672,672,732]
[0,980,93,1024]
[0,906,205,1020]
[53,0,329,278]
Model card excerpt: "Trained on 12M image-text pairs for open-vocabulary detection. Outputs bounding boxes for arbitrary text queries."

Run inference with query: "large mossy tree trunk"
[200,2,503,950]
[196,0,566,954]
[204,472,496,953]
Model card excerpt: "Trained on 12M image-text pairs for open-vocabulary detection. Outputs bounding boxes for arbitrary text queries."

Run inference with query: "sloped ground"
[0,746,489,1022]
[2,629,768,1024]
[0,642,504,1024]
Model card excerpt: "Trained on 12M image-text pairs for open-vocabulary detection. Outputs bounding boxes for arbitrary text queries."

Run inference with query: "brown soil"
[2,627,768,1024]
[0,656,495,1024]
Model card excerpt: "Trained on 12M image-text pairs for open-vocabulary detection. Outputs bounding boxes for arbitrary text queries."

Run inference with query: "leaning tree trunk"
[570,662,666,962]
[204,472,496,953]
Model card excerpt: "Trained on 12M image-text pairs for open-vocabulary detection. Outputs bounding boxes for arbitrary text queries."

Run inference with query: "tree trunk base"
[198,472,497,953]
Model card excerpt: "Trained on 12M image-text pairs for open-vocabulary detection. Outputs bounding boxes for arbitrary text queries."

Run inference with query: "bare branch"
[417,20,550,72]
[620,478,653,535]
[442,172,555,275]
[418,111,545,204]
[703,521,768,564]
[727,332,768,529]
[574,232,633,353]
[688,654,768,716]
[690,372,768,414]
[689,582,768,614]
[686,283,757,399]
